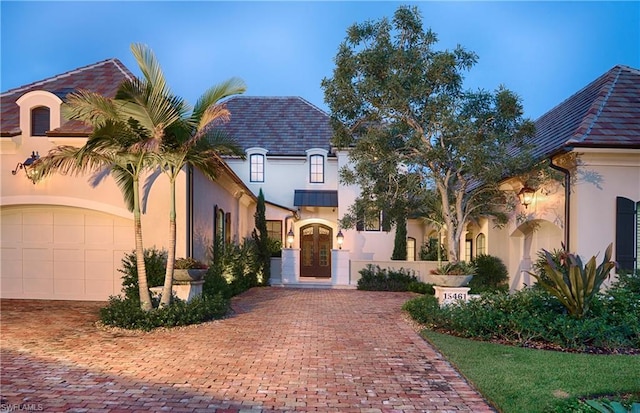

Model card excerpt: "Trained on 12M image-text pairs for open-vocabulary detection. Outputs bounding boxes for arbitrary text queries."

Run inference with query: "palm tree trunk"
[133,177,153,311]
[160,178,177,307]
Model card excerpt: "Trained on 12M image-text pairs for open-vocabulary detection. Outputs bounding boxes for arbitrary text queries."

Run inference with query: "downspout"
[549,157,571,251]
[186,166,194,258]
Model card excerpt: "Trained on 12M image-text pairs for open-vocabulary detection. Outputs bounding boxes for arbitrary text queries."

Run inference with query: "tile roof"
[532,65,640,158]
[214,96,334,156]
[0,59,134,137]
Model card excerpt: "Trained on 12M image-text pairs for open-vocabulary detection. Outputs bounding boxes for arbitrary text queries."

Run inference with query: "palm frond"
[62,90,123,126]
[194,129,244,157]
[111,165,136,212]
[192,77,246,129]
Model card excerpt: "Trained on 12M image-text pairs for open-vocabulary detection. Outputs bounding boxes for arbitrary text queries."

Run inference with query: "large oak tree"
[322,5,536,263]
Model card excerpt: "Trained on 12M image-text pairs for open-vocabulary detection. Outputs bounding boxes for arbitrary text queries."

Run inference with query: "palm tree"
[136,57,246,306]
[35,119,157,311]
[36,43,246,309]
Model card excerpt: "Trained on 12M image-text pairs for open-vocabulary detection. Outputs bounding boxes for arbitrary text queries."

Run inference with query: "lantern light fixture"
[11,151,40,184]
[518,186,535,209]
[286,227,295,248]
[336,229,344,249]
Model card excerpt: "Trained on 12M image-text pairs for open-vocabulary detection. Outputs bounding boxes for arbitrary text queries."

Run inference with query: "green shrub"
[469,254,509,294]
[402,294,442,325]
[408,281,435,295]
[357,264,422,291]
[204,237,261,298]
[119,248,167,300]
[403,286,639,352]
[99,293,228,331]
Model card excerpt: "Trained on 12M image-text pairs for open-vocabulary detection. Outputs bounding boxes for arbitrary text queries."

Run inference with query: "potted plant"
[173,257,208,282]
[429,261,476,287]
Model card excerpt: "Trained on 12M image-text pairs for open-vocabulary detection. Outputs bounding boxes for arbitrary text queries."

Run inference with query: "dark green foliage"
[408,281,435,295]
[401,294,441,325]
[252,189,271,285]
[420,238,447,261]
[119,248,167,300]
[403,285,640,352]
[391,215,407,260]
[204,237,261,299]
[469,254,509,294]
[357,264,430,292]
[99,293,228,331]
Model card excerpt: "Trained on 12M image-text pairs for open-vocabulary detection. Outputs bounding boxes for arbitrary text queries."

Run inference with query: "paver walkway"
[1,288,494,412]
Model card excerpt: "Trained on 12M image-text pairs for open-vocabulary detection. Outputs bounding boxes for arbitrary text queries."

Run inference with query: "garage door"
[1,205,133,301]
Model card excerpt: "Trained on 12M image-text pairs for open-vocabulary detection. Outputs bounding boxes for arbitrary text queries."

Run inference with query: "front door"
[300,224,332,277]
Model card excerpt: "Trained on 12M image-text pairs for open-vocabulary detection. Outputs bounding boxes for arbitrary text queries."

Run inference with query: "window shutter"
[225,212,232,244]
[213,205,218,241]
[615,197,636,271]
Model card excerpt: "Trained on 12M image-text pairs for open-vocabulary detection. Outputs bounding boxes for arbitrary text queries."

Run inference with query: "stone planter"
[431,274,473,287]
[173,269,207,282]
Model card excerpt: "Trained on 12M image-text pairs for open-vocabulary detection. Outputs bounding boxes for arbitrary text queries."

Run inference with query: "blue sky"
[1,1,638,120]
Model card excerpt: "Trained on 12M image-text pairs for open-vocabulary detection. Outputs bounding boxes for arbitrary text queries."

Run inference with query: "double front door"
[300,224,332,277]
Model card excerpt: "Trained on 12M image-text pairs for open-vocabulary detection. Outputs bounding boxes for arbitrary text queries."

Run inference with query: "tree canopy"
[321,5,536,263]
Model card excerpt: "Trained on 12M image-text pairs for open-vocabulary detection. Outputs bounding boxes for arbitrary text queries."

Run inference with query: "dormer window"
[31,106,50,136]
[250,154,265,182]
[310,154,324,183]
[306,148,328,184]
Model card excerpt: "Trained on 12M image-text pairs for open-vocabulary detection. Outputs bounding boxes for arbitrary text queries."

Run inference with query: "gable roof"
[533,65,640,158]
[215,96,334,156]
[0,58,134,137]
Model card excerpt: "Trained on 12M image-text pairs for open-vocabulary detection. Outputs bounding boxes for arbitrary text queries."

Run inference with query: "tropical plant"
[321,5,538,264]
[430,261,477,275]
[585,399,640,413]
[529,243,615,319]
[118,43,246,307]
[36,120,159,310]
[174,257,208,269]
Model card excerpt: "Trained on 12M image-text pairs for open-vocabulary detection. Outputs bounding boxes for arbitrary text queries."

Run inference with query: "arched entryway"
[300,223,332,277]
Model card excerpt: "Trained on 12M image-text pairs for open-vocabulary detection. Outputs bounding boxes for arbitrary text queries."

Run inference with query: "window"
[476,233,486,256]
[616,197,638,272]
[214,207,225,244]
[309,154,324,183]
[31,106,50,136]
[266,220,283,244]
[465,239,473,262]
[407,237,416,261]
[250,154,264,182]
[356,209,382,231]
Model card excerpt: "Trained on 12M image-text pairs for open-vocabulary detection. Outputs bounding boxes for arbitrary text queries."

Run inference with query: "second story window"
[250,154,264,182]
[310,154,324,183]
[31,106,50,136]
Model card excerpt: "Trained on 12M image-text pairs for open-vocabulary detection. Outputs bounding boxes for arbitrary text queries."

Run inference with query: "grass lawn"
[422,330,640,413]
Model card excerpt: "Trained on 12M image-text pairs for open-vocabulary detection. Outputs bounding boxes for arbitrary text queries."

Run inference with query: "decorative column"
[281,248,300,284]
[331,249,350,286]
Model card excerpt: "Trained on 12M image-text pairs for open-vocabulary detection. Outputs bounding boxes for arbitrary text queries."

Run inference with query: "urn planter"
[172,269,207,282]
[431,274,474,287]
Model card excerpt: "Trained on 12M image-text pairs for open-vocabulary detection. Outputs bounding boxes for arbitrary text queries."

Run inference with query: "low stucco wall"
[350,260,445,285]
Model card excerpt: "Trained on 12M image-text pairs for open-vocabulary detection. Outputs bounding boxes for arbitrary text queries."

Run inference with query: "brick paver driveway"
[1,288,494,412]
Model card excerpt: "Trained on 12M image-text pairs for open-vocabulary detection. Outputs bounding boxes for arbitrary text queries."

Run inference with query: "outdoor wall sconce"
[336,229,344,249]
[11,151,40,184]
[286,228,295,248]
[518,186,535,209]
